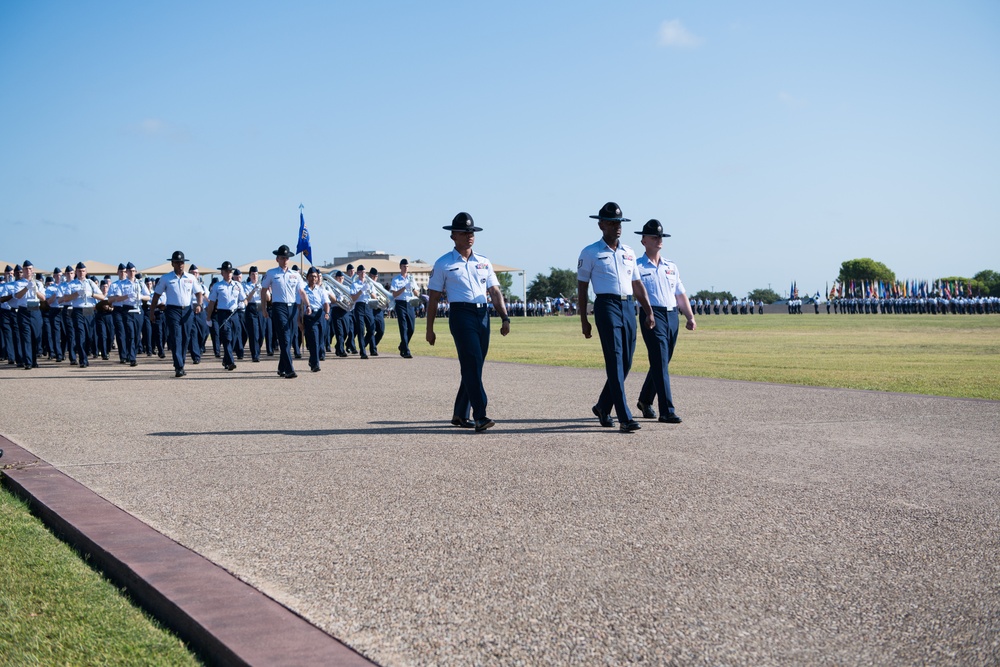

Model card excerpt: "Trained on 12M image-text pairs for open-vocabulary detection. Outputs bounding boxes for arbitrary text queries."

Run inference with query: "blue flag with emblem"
[296,208,312,263]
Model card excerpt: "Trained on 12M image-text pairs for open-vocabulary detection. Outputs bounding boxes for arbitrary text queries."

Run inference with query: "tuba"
[365,276,393,310]
[322,273,355,312]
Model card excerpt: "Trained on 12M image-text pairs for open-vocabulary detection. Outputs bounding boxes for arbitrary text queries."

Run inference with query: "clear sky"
[2,1,998,298]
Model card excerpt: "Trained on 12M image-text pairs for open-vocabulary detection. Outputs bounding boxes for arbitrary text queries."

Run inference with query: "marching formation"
[2,203,696,433]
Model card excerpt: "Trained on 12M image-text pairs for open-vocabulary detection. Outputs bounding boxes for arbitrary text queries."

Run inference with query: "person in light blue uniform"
[633,220,697,423]
[44,267,66,361]
[107,263,147,365]
[343,264,357,354]
[300,267,330,372]
[242,266,264,362]
[368,267,386,353]
[577,202,654,433]
[10,261,45,369]
[205,261,246,371]
[329,270,352,357]
[391,258,417,358]
[0,265,18,364]
[151,251,204,377]
[231,268,246,360]
[261,244,308,379]
[59,265,77,363]
[60,262,102,368]
[426,212,511,432]
[107,263,130,363]
[350,264,376,359]
[187,264,209,364]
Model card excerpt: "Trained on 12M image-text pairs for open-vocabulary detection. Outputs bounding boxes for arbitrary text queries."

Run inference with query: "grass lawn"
[0,485,202,666]
[411,313,1000,400]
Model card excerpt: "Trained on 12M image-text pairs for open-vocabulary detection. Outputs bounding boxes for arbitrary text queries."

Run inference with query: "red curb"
[0,437,377,667]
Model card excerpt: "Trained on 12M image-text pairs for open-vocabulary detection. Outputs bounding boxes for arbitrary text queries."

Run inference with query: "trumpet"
[322,274,355,312]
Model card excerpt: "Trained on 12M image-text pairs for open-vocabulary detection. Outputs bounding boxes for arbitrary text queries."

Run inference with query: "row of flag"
[826,279,977,300]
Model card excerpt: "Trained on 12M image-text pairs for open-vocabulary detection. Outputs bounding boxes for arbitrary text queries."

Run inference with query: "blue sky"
[2,1,998,298]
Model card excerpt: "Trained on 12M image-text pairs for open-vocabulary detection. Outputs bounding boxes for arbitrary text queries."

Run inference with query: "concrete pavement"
[2,353,998,665]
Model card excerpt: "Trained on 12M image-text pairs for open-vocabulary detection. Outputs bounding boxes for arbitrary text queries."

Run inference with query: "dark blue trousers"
[46,307,63,360]
[214,310,237,367]
[303,311,324,370]
[190,309,208,362]
[62,308,76,363]
[270,303,297,374]
[638,307,679,417]
[72,309,94,366]
[243,304,262,361]
[126,311,142,362]
[594,295,637,423]
[373,308,385,349]
[353,303,374,355]
[17,308,42,367]
[164,305,192,371]
[395,300,415,355]
[113,308,128,362]
[449,303,491,421]
[331,308,349,355]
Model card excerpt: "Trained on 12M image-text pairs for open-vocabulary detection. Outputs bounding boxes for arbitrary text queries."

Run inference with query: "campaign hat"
[589,202,630,222]
[168,250,186,263]
[218,261,235,272]
[444,212,482,232]
[273,244,294,257]
[634,219,671,238]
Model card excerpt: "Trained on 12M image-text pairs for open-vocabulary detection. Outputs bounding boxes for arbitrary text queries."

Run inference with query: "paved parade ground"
[2,355,999,666]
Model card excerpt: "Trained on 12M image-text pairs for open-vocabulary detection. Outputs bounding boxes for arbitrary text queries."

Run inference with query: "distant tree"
[496,272,514,301]
[692,289,735,302]
[973,269,1000,296]
[838,258,895,284]
[527,267,577,301]
[747,288,780,304]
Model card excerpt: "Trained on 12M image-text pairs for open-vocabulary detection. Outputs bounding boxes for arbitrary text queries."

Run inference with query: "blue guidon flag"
[296,209,312,263]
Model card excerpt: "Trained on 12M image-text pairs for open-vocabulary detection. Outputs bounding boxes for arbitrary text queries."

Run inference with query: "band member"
[391,258,417,358]
[243,266,264,362]
[350,265,376,358]
[330,270,353,357]
[300,267,330,372]
[368,267,386,352]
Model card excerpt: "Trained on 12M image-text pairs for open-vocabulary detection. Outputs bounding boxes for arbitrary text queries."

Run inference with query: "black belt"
[165,305,189,310]
[216,309,233,314]
[596,294,633,300]
[451,302,488,310]
[113,306,129,311]
[651,306,677,312]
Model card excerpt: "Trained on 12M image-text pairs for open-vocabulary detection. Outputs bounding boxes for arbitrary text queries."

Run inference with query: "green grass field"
[413,313,1000,400]
[0,486,202,666]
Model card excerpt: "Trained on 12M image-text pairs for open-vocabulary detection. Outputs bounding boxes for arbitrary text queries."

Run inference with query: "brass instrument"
[365,276,392,310]
[322,273,355,312]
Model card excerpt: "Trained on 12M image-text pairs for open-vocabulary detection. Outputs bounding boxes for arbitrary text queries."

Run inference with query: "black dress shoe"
[310,366,320,372]
[451,417,475,428]
[285,371,298,379]
[619,421,642,433]
[592,405,613,428]
[277,370,286,377]
[360,354,369,360]
[636,401,656,419]
[252,358,260,362]
[158,351,166,358]
[175,369,186,377]
[658,414,683,424]
[129,360,138,367]
[474,418,496,432]
[371,351,379,357]
[402,353,413,359]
